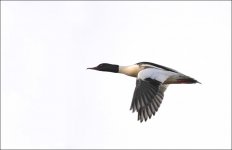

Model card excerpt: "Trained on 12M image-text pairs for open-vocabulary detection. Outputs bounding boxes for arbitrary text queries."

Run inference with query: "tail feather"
[164,74,200,84]
[177,77,200,84]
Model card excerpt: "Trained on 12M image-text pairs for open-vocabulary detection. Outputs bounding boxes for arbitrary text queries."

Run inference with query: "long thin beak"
[87,67,97,70]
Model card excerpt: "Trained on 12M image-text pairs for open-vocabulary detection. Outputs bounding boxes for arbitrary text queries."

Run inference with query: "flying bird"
[87,62,200,122]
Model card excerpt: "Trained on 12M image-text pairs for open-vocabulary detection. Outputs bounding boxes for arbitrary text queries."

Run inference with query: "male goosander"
[87,62,200,122]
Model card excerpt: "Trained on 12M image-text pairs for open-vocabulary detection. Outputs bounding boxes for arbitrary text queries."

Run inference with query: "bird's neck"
[119,65,141,77]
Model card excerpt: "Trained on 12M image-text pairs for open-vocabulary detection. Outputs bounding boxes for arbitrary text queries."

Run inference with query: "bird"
[87,62,200,122]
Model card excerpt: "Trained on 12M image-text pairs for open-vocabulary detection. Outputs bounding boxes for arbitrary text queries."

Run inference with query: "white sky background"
[1,1,231,149]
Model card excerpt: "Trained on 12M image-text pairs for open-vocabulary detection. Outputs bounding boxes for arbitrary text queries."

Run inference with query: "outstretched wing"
[130,78,168,122]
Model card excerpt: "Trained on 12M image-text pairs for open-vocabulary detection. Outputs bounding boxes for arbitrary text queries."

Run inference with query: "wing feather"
[131,77,168,122]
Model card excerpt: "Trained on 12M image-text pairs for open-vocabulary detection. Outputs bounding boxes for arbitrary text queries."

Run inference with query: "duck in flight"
[87,62,200,122]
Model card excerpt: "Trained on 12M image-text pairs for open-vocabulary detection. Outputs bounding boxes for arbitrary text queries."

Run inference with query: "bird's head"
[87,63,119,73]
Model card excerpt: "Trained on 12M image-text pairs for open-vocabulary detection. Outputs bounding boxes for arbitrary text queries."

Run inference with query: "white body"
[138,68,178,83]
[119,64,185,84]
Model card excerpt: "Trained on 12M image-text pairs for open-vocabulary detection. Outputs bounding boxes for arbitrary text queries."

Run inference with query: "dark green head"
[87,63,119,73]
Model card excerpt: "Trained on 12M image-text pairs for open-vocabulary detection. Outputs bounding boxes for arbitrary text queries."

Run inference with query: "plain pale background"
[1,1,231,149]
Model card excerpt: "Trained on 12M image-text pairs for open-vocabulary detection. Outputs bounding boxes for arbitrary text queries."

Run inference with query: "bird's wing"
[130,71,168,122]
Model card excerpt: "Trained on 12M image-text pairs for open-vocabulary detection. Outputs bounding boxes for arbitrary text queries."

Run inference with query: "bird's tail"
[176,77,201,84]
[165,74,201,84]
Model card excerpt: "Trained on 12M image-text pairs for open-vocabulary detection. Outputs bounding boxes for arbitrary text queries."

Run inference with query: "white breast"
[119,65,141,77]
[138,68,177,83]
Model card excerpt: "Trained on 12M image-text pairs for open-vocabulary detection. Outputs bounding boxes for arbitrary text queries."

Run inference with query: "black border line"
[0,0,231,150]
[0,0,231,1]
